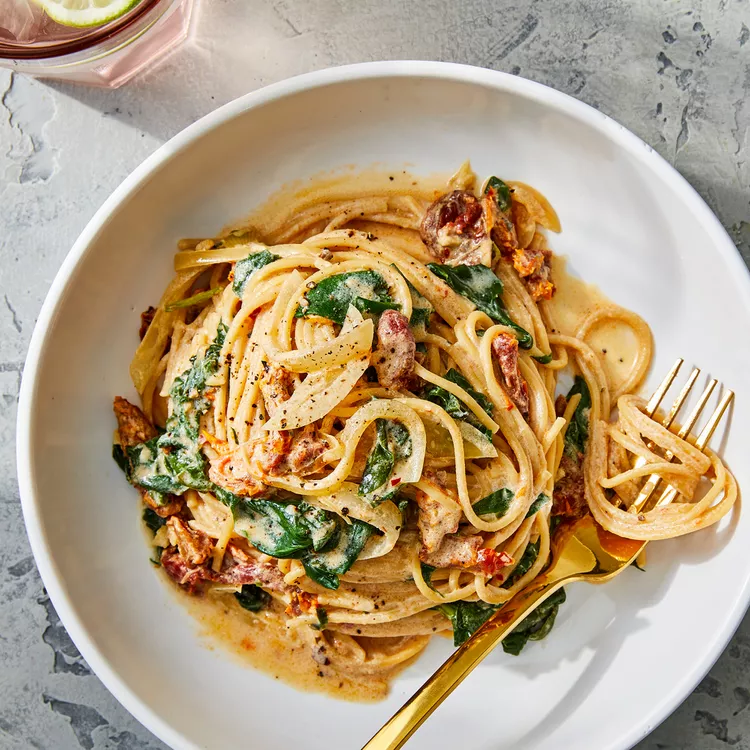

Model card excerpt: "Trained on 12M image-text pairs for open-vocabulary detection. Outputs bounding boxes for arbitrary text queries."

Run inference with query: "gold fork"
[362,359,734,750]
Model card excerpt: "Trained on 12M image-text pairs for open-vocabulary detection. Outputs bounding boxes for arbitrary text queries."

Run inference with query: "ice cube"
[0,0,45,43]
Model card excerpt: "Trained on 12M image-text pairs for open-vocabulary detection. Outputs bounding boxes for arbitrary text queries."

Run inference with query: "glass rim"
[0,0,165,60]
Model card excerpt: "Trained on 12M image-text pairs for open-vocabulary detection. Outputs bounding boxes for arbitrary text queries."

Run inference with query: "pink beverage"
[0,0,194,87]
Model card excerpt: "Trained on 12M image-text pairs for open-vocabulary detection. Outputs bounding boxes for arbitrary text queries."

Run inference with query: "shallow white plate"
[17,61,750,750]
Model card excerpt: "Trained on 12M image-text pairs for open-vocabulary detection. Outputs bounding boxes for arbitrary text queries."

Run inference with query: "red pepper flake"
[390,477,401,486]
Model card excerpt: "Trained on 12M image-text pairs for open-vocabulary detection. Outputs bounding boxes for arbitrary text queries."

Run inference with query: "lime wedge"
[37,0,142,28]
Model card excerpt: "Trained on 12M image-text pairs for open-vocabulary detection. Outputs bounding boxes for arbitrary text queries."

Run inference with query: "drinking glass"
[0,0,194,88]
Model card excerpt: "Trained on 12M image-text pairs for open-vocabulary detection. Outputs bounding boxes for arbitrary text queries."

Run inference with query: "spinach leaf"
[550,515,564,536]
[116,323,228,502]
[423,369,492,439]
[233,249,280,296]
[295,270,396,324]
[406,281,433,327]
[385,420,412,459]
[142,508,166,535]
[313,608,329,630]
[303,566,338,591]
[228,493,373,590]
[302,519,373,590]
[427,263,504,317]
[234,584,271,613]
[410,306,432,328]
[150,546,163,566]
[166,287,222,312]
[112,444,130,477]
[116,439,178,508]
[127,436,205,496]
[443,369,494,417]
[385,419,411,461]
[232,497,338,557]
[473,488,513,517]
[563,376,591,457]
[502,588,566,655]
[353,297,400,316]
[489,307,533,348]
[420,563,443,596]
[172,321,226,407]
[438,601,500,646]
[426,263,533,349]
[360,419,395,497]
[525,493,550,519]
[533,353,553,365]
[472,490,549,521]
[503,539,539,589]
[359,419,411,503]
[484,176,513,213]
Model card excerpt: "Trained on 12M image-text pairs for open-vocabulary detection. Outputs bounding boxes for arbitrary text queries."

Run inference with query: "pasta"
[112,165,737,698]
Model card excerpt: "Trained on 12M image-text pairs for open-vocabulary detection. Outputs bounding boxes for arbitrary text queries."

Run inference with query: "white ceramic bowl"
[18,62,750,750]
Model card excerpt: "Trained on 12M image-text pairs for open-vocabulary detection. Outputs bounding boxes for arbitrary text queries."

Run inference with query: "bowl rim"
[16,60,750,750]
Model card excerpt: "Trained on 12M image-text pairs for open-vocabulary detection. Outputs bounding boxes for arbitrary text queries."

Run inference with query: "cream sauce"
[546,256,642,394]
[181,589,394,702]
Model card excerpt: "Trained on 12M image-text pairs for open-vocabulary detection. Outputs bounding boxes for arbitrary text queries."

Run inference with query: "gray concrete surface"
[1,0,748,747]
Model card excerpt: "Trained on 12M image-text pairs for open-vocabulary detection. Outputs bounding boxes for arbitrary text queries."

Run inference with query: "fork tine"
[638,379,717,494]
[613,360,684,509]
[652,389,734,509]
[637,366,697,465]
[675,378,718,440]
[629,368,702,514]
[645,358,683,417]
[648,378,717,474]
[694,389,734,450]
[661,367,701,431]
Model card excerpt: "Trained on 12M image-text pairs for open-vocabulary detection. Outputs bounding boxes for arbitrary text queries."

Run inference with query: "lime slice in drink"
[36,0,142,28]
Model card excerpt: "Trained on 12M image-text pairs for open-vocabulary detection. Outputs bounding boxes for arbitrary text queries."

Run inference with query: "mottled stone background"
[1,0,748,748]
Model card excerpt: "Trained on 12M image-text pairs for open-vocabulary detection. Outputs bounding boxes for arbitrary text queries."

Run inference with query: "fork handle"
[361,581,565,750]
